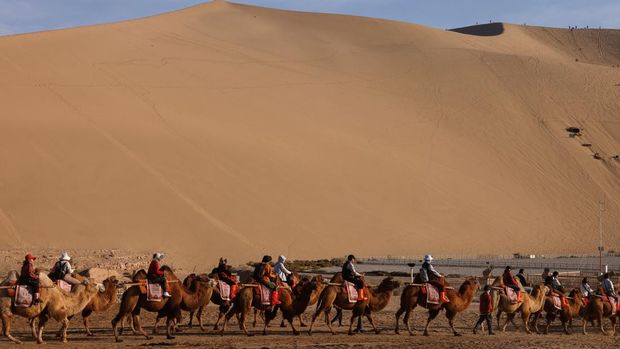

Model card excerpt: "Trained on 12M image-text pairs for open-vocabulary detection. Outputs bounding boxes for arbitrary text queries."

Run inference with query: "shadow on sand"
[450,23,505,36]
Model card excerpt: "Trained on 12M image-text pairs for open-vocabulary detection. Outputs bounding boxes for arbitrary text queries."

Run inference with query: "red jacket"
[479,291,493,314]
[148,260,165,277]
[19,260,39,282]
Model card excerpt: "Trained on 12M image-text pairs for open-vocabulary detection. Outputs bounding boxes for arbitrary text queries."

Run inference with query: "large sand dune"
[1,1,619,265]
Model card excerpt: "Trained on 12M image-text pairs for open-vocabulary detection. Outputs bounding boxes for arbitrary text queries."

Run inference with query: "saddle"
[551,295,562,310]
[425,283,441,305]
[13,285,37,308]
[56,279,72,293]
[138,279,170,302]
[252,283,273,305]
[504,287,521,304]
[219,281,232,301]
[343,281,359,303]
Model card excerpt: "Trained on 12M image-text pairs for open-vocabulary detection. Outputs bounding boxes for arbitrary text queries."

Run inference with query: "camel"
[308,277,401,336]
[220,276,321,336]
[394,276,479,336]
[1,271,102,344]
[111,266,184,342]
[532,288,586,335]
[580,287,619,335]
[80,276,120,336]
[492,279,548,334]
[152,273,215,333]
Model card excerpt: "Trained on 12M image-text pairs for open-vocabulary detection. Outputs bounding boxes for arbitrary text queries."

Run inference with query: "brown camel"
[580,287,619,335]
[1,271,102,344]
[80,276,120,336]
[532,288,586,335]
[152,273,215,333]
[492,280,548,334]
[308,277,401,336]
[394,276,480,336]
[111,266,183,342]
[220,276,321,336]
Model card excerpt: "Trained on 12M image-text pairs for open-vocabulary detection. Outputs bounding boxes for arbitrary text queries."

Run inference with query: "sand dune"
[0,1,619,266]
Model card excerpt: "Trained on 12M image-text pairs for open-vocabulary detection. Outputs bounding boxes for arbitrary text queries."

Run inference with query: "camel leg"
[213,310,225,331]
[545,313,553,335]
[348,314,358,335]
[287,317,300,335]
[496,309,503,331]
[2,313,22,344]
[403,308,415,336]
[423,309,440,336]
[262,311,270,336]
[522,311,532,334]
[307,308,320,336]
[325,308,336,335]
[153,315,161,334]
[82,309,94,336]
[365,314,379,334]
[394,307,404,334]
[197,306,206,332]
[252,308,258,327]
[188,311,194,328]
[446,313,460,337]
[59,318,69,343]
[239,310,252,337]
[166,316,175,340]
[298,314,307,327]
[36,313,50,344]
[133,314,153,340]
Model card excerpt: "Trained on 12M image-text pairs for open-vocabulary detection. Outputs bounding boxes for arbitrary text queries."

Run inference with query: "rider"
[147,253,171,298]
[602,273,618,302]
[541,268,550,283]
[580,277,594,303]
[213,257,238,304]
[254,255,280,308]
[49,252,84,286]
[342,255,366,300]
[419,254,448,303]
[502,266,522,302]
[274,255,294,288]
[18,254,41,305]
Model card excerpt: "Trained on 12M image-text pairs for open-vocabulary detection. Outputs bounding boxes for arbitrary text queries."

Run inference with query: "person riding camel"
[547,271,569,310]
[580,277,594,304]
[502,266,522,302]
[541,268,550,283]
[342,255,367,300]
[419,254,448,303]
[602,273,618,302]
[253,255,281,309]
[18,254,41,305]
[274,255,294,288]
[147,253,171,298]
[49,252,85,286]
[212,257,238,304]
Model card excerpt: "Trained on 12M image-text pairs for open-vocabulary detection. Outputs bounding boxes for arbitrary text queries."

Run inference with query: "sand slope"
[0,1,619,265]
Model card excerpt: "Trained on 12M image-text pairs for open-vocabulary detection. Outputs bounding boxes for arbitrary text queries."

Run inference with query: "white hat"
[423,254,433,262]
[154,253,164,260]
[60,252,71,261]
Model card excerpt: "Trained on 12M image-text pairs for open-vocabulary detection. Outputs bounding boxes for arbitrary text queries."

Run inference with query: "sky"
[0,0,618,36]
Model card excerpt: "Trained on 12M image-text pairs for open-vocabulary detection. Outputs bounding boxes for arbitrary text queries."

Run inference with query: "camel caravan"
[0,252,619,344]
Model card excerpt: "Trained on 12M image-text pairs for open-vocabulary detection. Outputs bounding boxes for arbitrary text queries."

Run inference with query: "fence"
[358,256,620,273]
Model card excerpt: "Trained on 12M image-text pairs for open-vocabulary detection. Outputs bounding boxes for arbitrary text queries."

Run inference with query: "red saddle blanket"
[426,284,440,305]
[344,281,358,303]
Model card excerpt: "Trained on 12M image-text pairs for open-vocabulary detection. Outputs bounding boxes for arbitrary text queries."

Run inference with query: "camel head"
[377,277,401,292]
[195,273,217,288]
[103,275,119,289]
[459,276,480,294]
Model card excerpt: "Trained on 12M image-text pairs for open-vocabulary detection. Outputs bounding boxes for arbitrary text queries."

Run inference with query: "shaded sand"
[0,1,620,267]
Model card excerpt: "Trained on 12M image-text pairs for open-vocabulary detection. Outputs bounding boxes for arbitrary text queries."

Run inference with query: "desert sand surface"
[1,273,619,348]
[0,1,619,267]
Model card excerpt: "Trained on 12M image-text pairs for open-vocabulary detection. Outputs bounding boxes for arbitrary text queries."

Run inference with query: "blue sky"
[0,0,618,36]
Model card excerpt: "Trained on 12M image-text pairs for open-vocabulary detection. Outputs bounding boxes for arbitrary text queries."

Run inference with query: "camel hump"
[79,268,119,284]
